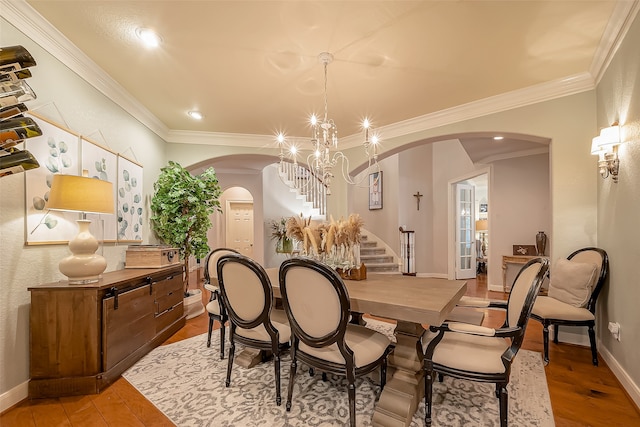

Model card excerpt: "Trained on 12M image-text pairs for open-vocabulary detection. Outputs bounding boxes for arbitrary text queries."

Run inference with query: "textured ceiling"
[24,0,619,143]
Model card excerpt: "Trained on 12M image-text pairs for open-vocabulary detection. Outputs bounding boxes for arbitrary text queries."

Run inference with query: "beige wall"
[0,19,168,402]
[594,10,640,401]
[2,9,639,413]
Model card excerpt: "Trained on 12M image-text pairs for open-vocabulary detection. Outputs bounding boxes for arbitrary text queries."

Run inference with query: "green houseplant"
[150,161,222,296]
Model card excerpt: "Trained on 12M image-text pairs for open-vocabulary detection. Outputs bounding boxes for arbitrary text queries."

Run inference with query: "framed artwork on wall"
[24,113,80,245]
[480,203,488,213]
[116,155,144,242]
[369,171,383,210]
[81,137,118,242]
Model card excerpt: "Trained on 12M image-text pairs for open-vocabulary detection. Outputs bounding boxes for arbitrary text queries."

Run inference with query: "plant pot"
[184,288,205,320]
[276,237,293,253]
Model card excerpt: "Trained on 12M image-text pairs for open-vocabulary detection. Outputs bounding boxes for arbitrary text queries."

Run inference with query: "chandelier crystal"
[277,52,380,199]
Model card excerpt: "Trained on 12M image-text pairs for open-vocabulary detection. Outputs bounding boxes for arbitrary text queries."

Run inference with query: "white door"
[455,183,475,279]
[226,201,254,257]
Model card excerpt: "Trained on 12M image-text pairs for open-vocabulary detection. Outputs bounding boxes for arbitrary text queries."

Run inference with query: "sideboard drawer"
[156,289,182,314]
[156,301,184,334]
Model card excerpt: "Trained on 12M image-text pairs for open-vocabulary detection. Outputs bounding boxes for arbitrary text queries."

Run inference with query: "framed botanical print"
[369,171,383,210]
[116,155,144,242]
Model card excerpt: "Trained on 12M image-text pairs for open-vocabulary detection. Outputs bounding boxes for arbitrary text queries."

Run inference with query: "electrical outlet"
[608,321,621,341]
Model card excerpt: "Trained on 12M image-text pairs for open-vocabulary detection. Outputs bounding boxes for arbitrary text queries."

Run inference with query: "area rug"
[123,319,554,426]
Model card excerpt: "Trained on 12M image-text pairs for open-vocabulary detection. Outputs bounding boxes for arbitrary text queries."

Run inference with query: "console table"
[28,264,185,398]
[502,255,548,292]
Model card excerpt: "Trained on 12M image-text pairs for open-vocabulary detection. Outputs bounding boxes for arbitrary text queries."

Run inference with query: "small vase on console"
[536,231,547,256]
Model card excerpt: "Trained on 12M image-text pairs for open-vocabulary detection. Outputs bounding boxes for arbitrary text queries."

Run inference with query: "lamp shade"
[591,125,620,155]
[47,174,114,214]
[475,219,488,231]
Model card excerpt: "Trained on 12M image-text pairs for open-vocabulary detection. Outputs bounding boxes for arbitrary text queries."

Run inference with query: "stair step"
[361,255,394,263]
[361,241,377,248]
[360,247,386,255]
[365,262,399,273]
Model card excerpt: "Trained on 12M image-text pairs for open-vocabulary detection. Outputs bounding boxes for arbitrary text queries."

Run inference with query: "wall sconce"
[591,123,622,182]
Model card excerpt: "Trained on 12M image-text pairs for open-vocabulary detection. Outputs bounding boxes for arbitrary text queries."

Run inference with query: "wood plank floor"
[2,274,639,426]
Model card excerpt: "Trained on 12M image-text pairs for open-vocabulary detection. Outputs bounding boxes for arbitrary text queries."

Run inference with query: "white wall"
[0,19,167,404]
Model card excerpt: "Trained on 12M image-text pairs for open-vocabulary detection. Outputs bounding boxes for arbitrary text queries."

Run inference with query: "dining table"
[257,268,468,427]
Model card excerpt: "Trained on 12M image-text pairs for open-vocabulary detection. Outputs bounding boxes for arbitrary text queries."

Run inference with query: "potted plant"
[269,217,293,253]
[150,161,222,317]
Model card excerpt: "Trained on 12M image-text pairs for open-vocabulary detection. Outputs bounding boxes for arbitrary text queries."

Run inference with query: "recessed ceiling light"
[135,28,162,48]
[187,110,203,120]
[493,136,504,140]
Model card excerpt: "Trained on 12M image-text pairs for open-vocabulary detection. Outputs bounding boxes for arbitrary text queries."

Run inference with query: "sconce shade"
[475,219,488,231]
[47,174,114,214]
[46,174,114,284]
[591,125,621,154]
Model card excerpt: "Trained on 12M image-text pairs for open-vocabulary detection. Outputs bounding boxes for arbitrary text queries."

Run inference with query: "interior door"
[455,183,476,279]
[226,201,254,257]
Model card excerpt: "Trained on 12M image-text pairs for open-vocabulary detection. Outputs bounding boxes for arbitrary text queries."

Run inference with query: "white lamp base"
[59,219,107,284]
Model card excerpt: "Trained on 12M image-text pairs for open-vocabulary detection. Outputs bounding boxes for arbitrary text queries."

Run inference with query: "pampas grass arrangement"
[285,213,363,271]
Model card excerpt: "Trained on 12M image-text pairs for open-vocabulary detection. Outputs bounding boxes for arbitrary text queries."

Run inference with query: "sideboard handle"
[111,287,119,310]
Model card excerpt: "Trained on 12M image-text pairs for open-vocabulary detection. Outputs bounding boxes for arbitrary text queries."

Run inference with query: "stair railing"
[399,226,416,276]
[278,160,327,216]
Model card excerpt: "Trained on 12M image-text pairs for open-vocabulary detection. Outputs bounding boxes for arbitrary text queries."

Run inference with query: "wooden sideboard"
[28,264,185,398]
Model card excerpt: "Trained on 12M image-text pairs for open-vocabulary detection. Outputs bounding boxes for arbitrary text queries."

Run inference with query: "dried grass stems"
[286,213,363,270]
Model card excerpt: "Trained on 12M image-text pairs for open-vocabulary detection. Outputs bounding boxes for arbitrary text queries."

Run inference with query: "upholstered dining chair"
[203,248,238,359]
[418,257,549,427]
[531,247,609,366]
[217,252,291,406]
[279,258,392,427]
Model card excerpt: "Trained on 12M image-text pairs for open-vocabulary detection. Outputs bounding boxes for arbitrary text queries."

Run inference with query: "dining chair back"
[217,253,290,405]
[531,247,608,365]
[203,248,238,358]
[279,257,392,427]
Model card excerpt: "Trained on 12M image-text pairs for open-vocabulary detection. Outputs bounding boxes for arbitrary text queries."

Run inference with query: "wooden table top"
[266,268,467,326]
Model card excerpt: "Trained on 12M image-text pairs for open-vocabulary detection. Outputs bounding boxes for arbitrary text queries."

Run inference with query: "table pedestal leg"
[235,348,264,368]
[372,321,425,427]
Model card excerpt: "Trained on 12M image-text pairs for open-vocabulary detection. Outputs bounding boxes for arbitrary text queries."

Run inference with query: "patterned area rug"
[123,319,554,426]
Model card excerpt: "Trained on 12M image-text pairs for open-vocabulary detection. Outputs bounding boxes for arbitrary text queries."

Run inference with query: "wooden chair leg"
[274,353,282,406]
[425,368,434,427]
[542,322,550,364]
[553,324,559,343]
[380,358,387,390]
[207,315,214,348]
[219,321,226,359]
[498,384,508,427]
[286,351,298,411]
[348,382,356,427]
[225,339,234,387]
[588,324,599,366]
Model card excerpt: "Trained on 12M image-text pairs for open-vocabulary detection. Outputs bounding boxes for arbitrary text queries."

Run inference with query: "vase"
[276,237,293,253]
[536,231,547,256]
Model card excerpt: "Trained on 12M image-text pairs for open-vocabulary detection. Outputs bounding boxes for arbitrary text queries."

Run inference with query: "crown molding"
[477,147,550,165]
[1,0,170,140]
[4,0,634,149]
[591,0,640,84]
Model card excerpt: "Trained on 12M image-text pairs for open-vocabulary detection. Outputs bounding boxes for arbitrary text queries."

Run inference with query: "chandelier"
[276,52,380,196]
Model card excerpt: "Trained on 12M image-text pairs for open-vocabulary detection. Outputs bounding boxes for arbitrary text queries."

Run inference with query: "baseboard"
[416,272,448,279]
[488,283,502,292]
[0,380,28,414]
[599,344,640,411]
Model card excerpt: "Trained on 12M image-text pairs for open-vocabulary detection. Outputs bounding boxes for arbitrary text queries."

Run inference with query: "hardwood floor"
[2,273,639,426]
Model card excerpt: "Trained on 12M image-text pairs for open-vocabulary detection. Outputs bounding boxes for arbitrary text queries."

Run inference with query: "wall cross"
[413,191,423,210]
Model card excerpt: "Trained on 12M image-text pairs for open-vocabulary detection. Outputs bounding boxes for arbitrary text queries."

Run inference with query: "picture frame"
[116,154,144,242]
[24,113,80,245]
[513,245,536,256]
[369,171,383,210]
[480,203,488,213]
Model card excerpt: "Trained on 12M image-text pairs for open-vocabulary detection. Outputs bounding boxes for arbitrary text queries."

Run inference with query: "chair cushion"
[531,296,595,321]
[235,309,291,344]
[421,329,510,374]
[299,324,390,368]
[548,258,598,307]
[206,300,221,316]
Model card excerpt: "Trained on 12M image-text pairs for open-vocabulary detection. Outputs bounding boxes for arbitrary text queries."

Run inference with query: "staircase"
[278,161,327,218]
[360,234,399,273]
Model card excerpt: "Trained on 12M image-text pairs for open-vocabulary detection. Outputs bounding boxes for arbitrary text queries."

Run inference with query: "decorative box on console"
[125,245,180,268]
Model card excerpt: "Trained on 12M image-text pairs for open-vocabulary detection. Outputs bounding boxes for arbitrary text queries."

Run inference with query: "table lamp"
[475,219,488,256]
[47,174,114,283]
